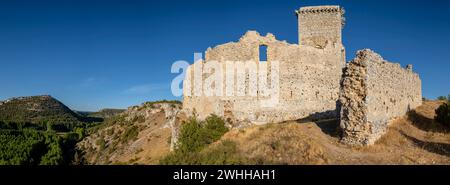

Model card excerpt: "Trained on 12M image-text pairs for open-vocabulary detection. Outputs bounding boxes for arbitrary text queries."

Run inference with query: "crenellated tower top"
[296,5,345,48]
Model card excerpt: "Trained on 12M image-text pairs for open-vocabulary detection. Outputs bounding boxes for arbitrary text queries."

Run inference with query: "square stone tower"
[296,5,345,48]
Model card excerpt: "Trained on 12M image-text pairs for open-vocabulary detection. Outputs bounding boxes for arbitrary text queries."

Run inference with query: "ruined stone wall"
[181,5,423,147]
[296,6,344,48]
[183,31,345,124]
[340,49,422,145]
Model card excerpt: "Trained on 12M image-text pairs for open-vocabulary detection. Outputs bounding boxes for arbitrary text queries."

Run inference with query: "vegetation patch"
[121,125,139,143]
[435,100,450,127]
[160,114,257,164]
[160,139,256,165]
[0,96,103,165]
[132,115,145,123]
[0,129,67,165]
[141,100,182,110]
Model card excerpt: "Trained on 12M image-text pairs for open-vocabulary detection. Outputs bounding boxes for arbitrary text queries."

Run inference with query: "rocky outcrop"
[76,101,186,164]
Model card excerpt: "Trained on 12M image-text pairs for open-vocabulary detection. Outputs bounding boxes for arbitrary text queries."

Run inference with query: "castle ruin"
[339,49,422,145]
[182,5,422,146]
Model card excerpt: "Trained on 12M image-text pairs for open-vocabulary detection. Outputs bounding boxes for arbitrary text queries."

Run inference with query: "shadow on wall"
[399,130,450,157]
[296,114,341,139]
[295,100,342,138]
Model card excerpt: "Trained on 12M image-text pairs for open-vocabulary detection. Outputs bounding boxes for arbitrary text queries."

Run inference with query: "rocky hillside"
[0,95,96,128]
[76,101,185,164]
[77,100,449,165]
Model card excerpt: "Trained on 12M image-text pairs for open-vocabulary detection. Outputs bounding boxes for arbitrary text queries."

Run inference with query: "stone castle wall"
[181,5,423,146]
[183,30,345,124]
[296,6,345,48]
[339,49,422,145]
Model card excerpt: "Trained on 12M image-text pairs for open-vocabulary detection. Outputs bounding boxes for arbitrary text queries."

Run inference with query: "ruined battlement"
[296,6,344,14]
[296,5,345,48]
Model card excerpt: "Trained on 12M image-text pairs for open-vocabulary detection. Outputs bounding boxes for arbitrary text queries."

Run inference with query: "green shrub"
[435,101,450,126]
[132,115,145,123]
[203,115,229,142]
[75,127,85,139]
[121,125,139,143]
[437,96,448,101]
[176,114,228,153]
[96,138,106,151]
[160,115,233,164]
[176,117,204,153]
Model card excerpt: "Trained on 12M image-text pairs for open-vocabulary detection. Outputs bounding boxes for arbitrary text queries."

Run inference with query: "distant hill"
[0,95,101,131]
[87,109,125,119]
[0,95,103,165]
[0,95,79,123]
[74,111,93,117]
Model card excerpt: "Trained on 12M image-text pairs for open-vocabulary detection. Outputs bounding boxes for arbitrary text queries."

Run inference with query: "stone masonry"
[183,5,346,125]
[181,5,422,145]
[296,6,345,49]
[339,49,422,146]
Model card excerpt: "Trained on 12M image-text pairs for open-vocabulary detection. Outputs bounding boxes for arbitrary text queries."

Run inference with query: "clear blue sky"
[0,0,449,111]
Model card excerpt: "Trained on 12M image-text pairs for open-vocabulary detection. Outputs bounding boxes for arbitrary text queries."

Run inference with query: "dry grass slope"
[79,100,449,165]
[218,100,450,164]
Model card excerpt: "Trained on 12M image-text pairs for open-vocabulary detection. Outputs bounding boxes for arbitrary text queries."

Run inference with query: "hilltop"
[0,95,77,122]
[0,95,104,165]
[0,95,102,131]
